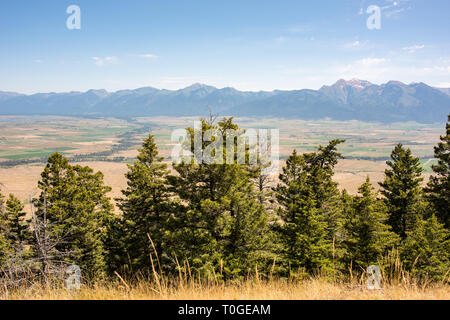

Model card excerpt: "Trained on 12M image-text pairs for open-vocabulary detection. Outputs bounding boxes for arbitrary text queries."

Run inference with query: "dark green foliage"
[426,115,450,228]
[379,144,424,239]
[167,118,273,278]
[5,194,30,249]
[274,145,344,275]
[301,140,346,264]
[0,191,12,267]
[0,233,11,267]
[343,177,399,269]
[33,153,114,277]
[401,214,449,281]
[114,134,178,273]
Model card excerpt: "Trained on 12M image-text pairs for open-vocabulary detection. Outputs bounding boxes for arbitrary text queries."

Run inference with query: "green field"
[0,147,76,160]
[0,115,444,167]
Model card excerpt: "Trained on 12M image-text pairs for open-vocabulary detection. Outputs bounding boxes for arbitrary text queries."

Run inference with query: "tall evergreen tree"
[5,194,30,249]
[302,140,346,263]
[343,177,399,269]
[0,189,6,230]
[274,140,346,273]
[0,233,11,268]
[303,139,346,210]
[401,214,449,281]
[426,115,450,228]
[274,150,332,274]
[115,134,177,273]
[379,144,424,239]
[0,190,12,267]
[33,153,114,277]
[0,190,5,214]
[168,118,272,278]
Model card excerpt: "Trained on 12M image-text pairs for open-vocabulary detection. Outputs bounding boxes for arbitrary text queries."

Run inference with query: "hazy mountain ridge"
[0,80,449,123]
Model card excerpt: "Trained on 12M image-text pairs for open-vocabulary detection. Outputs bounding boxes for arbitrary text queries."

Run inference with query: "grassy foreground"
[2,278,449,300]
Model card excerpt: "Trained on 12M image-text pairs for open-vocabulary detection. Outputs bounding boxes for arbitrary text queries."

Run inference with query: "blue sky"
[0,0,449,93]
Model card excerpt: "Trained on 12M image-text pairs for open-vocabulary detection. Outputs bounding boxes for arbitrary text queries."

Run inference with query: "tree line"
[0,116,449,283]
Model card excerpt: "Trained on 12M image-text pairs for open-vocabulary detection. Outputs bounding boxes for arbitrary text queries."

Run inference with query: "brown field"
[0,162,129,213]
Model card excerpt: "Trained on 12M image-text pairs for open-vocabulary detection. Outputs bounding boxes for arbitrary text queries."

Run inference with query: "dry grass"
[2,278,448,300]
[1,238,448,300]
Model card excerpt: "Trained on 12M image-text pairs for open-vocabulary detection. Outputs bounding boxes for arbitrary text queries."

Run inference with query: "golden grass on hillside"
[2,245,449,300]
[1,278,449,300]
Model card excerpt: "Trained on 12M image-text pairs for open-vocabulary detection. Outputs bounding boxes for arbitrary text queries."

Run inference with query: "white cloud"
[138,54,158,59]
[34,59,43,63]
[381,0,399,10]
[331,58,389,81]
[413,66,450,76]
[92,56,118,67]
[383,0,413,18]
[342,40,371,50]
[402,45,425,53]
[435,82,450,88]
[329,53,450,86]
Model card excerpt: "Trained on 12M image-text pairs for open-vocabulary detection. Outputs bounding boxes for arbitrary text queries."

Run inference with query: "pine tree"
[168,118,272,278]
[426,115,450,228]
[401,214,449,281]
[274,140,346,274]
[0,190,12,267]
[33,153,114,277]
[303,140,346,262]
[379,144,424,239]
[0,190,5,215]
[343,177,399,269]
[303,139,346,210]
[115,134,177,273]
[5,194,30,249]
[0,189,5,229]
[274,150,332,274]
[0,233,11,268]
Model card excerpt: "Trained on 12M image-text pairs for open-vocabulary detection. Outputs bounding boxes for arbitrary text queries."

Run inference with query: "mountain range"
[1,79,449,123]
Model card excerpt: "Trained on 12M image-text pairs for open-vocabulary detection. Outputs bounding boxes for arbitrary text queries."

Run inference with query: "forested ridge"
[1,115,449,285]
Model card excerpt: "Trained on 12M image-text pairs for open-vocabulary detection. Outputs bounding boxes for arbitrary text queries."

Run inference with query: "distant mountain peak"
[182,83,215,91]
[385,80,406,86]
[86,89,110,97]
[333,79,373,89]
[319,79,374,104]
